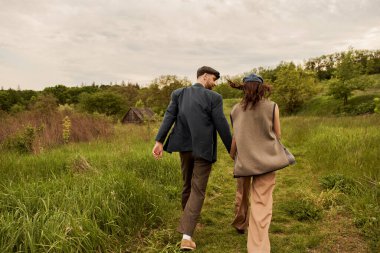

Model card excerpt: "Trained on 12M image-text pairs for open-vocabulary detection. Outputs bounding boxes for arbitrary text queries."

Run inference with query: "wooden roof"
[122,107,155,123]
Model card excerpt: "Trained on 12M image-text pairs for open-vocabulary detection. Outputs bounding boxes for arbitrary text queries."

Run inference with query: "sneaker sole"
[180,247,195,251]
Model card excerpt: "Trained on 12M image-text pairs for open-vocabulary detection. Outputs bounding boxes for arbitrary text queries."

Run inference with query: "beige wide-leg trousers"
[232,172,276,253]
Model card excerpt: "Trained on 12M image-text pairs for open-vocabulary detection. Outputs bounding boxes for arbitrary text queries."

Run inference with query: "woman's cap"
[243,74,263,84]
[197,66,220,80]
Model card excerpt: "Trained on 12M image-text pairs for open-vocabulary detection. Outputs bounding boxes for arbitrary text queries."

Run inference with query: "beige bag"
[233,141,295,177]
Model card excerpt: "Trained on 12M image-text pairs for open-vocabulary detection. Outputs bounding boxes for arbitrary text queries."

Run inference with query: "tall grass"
[282,115,379,180]
[216,97,379,251]
[281,114,380,251]
[0,124,182,252]
[1,102,379,251]
[0,110,114,153]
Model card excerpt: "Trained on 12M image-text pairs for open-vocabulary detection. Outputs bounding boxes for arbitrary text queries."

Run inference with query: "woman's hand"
[230,137,237,160]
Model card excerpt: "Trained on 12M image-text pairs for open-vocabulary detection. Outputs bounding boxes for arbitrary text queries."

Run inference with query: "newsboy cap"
[243,73,263,84]
[197,66,220,80]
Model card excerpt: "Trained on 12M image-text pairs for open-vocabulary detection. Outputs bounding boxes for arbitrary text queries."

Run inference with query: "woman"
[229,73,283,253]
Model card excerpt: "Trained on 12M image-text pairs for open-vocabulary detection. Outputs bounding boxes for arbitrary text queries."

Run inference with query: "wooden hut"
[122,107,156,124]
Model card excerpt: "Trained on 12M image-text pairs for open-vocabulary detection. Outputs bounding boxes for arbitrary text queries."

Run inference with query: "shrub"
[272,62,318,114]
[0,111,114,152]
[338,101,375,115]
[5,125,44,153]
[62,116,71,144]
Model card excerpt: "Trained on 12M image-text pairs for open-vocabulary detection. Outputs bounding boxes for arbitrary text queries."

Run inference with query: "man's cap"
[197,66,220,80]
[243,74,263,84]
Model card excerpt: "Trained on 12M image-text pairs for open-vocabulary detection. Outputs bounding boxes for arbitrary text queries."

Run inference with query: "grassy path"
[137,114,379,252]
[140,142,369,252]
[193,149,369,252]
[170,148,368,253]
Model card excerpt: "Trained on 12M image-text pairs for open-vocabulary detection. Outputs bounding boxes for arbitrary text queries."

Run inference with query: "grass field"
[0,125,181,252]
[139,105,379,252]
[0,105,379,252]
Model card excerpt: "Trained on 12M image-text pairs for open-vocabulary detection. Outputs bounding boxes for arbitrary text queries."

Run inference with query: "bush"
[0,111,114,152]
[272,62,318,114]
[5,125,43,153]
[334,96,376,115]
[339,102,375,115]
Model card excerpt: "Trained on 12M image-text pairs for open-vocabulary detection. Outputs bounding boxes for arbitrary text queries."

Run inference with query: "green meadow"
[0,125,181,252]
[1,48,380,252]
[141,103,380,252]
[1,104,379,252]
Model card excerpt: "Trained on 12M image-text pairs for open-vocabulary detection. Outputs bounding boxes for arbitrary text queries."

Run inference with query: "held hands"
[152,141,163,160]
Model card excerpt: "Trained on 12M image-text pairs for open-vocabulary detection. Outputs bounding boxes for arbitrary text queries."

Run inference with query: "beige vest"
[231,99,289,177]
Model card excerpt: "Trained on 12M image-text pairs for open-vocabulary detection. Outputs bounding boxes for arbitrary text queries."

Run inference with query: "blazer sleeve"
[155,89,180,143]
[211,94,232,152]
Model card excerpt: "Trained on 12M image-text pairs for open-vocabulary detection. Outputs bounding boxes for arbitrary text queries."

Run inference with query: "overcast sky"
[1,0,379,90]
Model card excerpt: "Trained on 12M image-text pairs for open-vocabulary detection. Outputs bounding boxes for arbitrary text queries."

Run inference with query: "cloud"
[0,0,379,90]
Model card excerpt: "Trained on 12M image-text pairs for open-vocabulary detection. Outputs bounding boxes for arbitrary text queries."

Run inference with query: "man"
[152,66,232,251]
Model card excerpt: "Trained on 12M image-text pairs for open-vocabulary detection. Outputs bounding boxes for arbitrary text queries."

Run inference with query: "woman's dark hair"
[241,81,271,110]
[227,79,271,111]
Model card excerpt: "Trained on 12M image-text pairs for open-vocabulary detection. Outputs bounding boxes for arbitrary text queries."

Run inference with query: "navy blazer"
[155,83,232,163]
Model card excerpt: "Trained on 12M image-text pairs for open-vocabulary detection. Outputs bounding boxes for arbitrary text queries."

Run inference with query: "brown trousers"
[177,152,212,236]
[232,172,276,253]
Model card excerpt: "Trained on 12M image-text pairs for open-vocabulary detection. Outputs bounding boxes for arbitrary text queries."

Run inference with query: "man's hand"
[152,141,163,159]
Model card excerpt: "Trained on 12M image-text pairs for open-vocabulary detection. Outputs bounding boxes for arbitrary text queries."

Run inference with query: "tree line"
[0,75,190,118]
[1,48,379,117]
[304,48,380,80]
